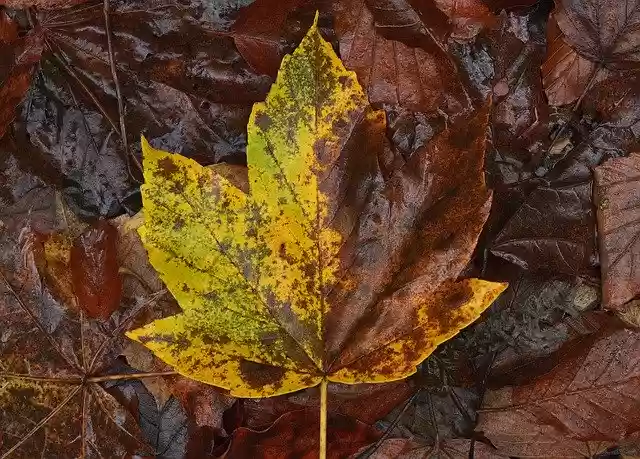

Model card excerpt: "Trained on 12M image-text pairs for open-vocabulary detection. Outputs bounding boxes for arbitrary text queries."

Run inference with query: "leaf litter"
[2,0,640,458]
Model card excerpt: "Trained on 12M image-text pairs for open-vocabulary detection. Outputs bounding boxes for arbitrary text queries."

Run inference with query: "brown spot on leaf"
[239,360,286,390]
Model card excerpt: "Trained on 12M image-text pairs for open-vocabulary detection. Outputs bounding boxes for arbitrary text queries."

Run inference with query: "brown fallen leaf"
[0,27,43,140]
[0,227,154,458]
[541,17,604,107]
[333,0,472,115]
[491,126,635,277]
[541,0,640,106]
[477,406,614,458]
[220,409,381,459]
[71,220,123,320]
[363,437,507,458]
[478,324,640,455]
[594,153,640,310]
[231,0,308,77]
[433,0,497,41]
[555,0,640,70]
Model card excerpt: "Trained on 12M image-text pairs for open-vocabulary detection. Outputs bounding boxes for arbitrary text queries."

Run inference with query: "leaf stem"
[87,370,177,383]
[320,378,328,459]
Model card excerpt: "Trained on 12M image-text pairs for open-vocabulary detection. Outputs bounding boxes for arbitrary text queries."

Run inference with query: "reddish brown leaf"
[541,17,604,107]
[1,0,88,8]
[478,407,614,457]
[491,127,634,277]
[0,29,43,140]
[71,220,123,320]
[364,437,506,458]
[0,227,151,458]
[221,409,381,459]
[555,0,640,70]
[333,0,472,115]
[433,0,497,41]
[594,153,640,310]
[231,0,307,77]
[241,381,414,428]
[481,0,537,11]
[478,325,640,452]
[0,11,18,44]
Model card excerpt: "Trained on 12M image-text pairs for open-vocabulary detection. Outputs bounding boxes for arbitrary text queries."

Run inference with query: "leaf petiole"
[320,378,328,459]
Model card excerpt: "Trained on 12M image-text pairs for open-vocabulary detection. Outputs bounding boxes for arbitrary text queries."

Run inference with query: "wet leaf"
[594,153,640,310]
[0,226,152,458]
[9,0,269,219]
[433,0,497,41]
[0,27,43,140]
[363,437,506,458]
[478,324,640,454]
[332,0,473,116]
[541,17,603,107]
[71,220,123,320]
[555,0,640,70]
[220,409,381,459]
[240,381,414,427]
[127,18,505,397]
[231,0,310,78]
[492,127,634,277]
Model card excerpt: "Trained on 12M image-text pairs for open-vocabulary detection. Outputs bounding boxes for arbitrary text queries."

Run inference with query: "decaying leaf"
[594,153,640,310]
[555,0,640,70]
[0,228,150,458]
[221,409,381,459]
[542,0,640,106]
[332,0,472,116]
[0,25,43,140]
[127,17,505,397]
[478,324,640,455]
[541,17,603,107]
[70,220,123,320]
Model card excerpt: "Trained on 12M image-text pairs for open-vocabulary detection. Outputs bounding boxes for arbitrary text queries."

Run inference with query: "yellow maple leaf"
[127,13,505,453]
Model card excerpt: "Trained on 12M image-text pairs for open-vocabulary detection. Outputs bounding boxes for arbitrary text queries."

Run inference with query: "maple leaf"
[477,323,640,456]
[126,15,505,455]
[594,153,640,310]
[0,226,159,458]
[127,13,505,397]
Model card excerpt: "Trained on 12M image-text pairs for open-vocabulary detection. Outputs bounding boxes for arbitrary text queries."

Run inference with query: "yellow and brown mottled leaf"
[127,15,506,398]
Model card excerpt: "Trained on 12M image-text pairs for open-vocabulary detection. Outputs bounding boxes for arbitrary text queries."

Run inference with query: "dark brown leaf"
[240,381,414,428]
[433,0,497,41]
[541,16,603,107]
[221,409,381,459]
[71,220,123,320]
[492,127,634,277]
[10,0,270,219]
[594,153,640,309]
[333,0,472,115]
[1,0,88,9]
[231,0,308,77]
[478,324,640,451]
[555,0,640,70]
[364,437,506,458]
[0,28,43,140]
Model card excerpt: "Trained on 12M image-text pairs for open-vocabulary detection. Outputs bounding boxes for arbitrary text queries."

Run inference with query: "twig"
[357,389,422,459]
[103,0,143,183]
[87,370,178,383]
